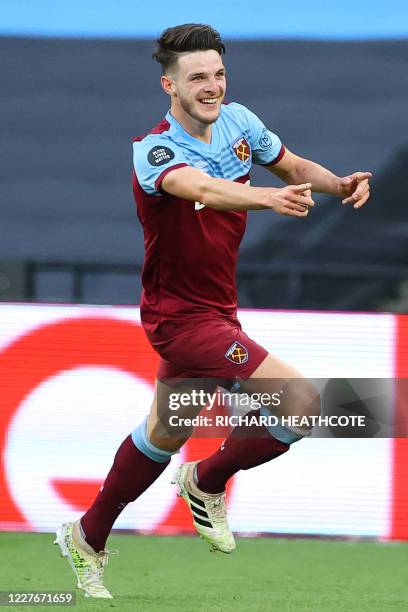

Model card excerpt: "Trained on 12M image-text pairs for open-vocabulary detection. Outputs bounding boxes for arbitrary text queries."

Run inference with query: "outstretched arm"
[266,148,372,209]
[161,165,314,217]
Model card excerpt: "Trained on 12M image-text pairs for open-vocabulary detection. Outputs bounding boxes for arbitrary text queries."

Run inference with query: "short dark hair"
[153,23,226,73]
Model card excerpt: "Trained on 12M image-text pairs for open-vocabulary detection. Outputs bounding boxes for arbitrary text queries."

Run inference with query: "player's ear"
[161,75,176,97]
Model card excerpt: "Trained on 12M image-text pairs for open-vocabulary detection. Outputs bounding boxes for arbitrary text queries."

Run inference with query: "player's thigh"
[240,353,321,420]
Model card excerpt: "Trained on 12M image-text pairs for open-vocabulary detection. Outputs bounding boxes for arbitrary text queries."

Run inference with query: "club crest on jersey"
[225,341,249,365]
[232,137,251,163]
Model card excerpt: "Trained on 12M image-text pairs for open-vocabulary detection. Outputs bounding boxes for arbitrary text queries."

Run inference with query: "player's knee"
[131,417,182,462]
[300,380,321,421]
[285,378,321,422]
[260,379,320,444]
[290,380,321,439]
[149,428,191,453]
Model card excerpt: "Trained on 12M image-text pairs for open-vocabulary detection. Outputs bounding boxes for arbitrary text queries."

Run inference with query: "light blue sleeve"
[132,134,189,196]
[231,103,284,166]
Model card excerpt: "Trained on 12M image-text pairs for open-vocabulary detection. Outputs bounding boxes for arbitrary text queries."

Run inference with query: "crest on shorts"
[232,137,251,163]
[225,341,249,365]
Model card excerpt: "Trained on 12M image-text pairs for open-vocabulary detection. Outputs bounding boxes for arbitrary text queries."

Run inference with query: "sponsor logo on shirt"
[232,137,251,163]
[225,341,249,364]
[259,128,272,150]
[147,146,175,166]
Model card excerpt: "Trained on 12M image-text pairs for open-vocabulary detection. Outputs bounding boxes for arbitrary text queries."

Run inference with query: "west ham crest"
[232,137,251,163]
[225,341,249,364]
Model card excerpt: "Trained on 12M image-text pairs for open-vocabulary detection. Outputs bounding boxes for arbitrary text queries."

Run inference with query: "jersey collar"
[165,111,220,151]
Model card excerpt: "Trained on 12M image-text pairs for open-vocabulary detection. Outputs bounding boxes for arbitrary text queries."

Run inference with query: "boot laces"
[81,549,118,591]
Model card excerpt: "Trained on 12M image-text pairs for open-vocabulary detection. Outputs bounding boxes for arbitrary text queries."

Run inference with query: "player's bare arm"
[161,165,314,217]
[268,147,372,209]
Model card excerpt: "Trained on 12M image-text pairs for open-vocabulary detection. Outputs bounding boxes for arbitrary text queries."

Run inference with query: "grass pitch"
[0,532,407,611]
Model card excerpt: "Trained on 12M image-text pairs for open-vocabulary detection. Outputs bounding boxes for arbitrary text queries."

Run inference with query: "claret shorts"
[145,315,268,381]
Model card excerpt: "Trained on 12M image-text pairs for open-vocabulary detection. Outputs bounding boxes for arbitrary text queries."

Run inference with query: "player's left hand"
[339,171,372,209]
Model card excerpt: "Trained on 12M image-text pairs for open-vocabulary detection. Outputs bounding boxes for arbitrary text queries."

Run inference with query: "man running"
[55,23,372,598]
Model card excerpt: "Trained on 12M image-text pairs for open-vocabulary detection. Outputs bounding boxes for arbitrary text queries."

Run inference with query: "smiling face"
[162,49,226,131]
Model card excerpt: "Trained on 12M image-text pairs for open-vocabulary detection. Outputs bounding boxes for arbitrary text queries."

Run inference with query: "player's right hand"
[270,183,314,217]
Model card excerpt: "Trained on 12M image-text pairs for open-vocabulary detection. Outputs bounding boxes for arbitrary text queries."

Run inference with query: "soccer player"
[54,24,372,598]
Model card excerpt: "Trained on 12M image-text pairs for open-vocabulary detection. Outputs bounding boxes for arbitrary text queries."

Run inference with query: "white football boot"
[54,520,116,599]
[172,461,236,553]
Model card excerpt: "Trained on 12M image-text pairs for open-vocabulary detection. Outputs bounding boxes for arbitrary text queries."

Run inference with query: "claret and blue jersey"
[132,102,285,330]
[133,102,284,195]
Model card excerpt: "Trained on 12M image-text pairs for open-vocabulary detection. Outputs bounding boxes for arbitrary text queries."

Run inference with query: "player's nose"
[203,76,218,94]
